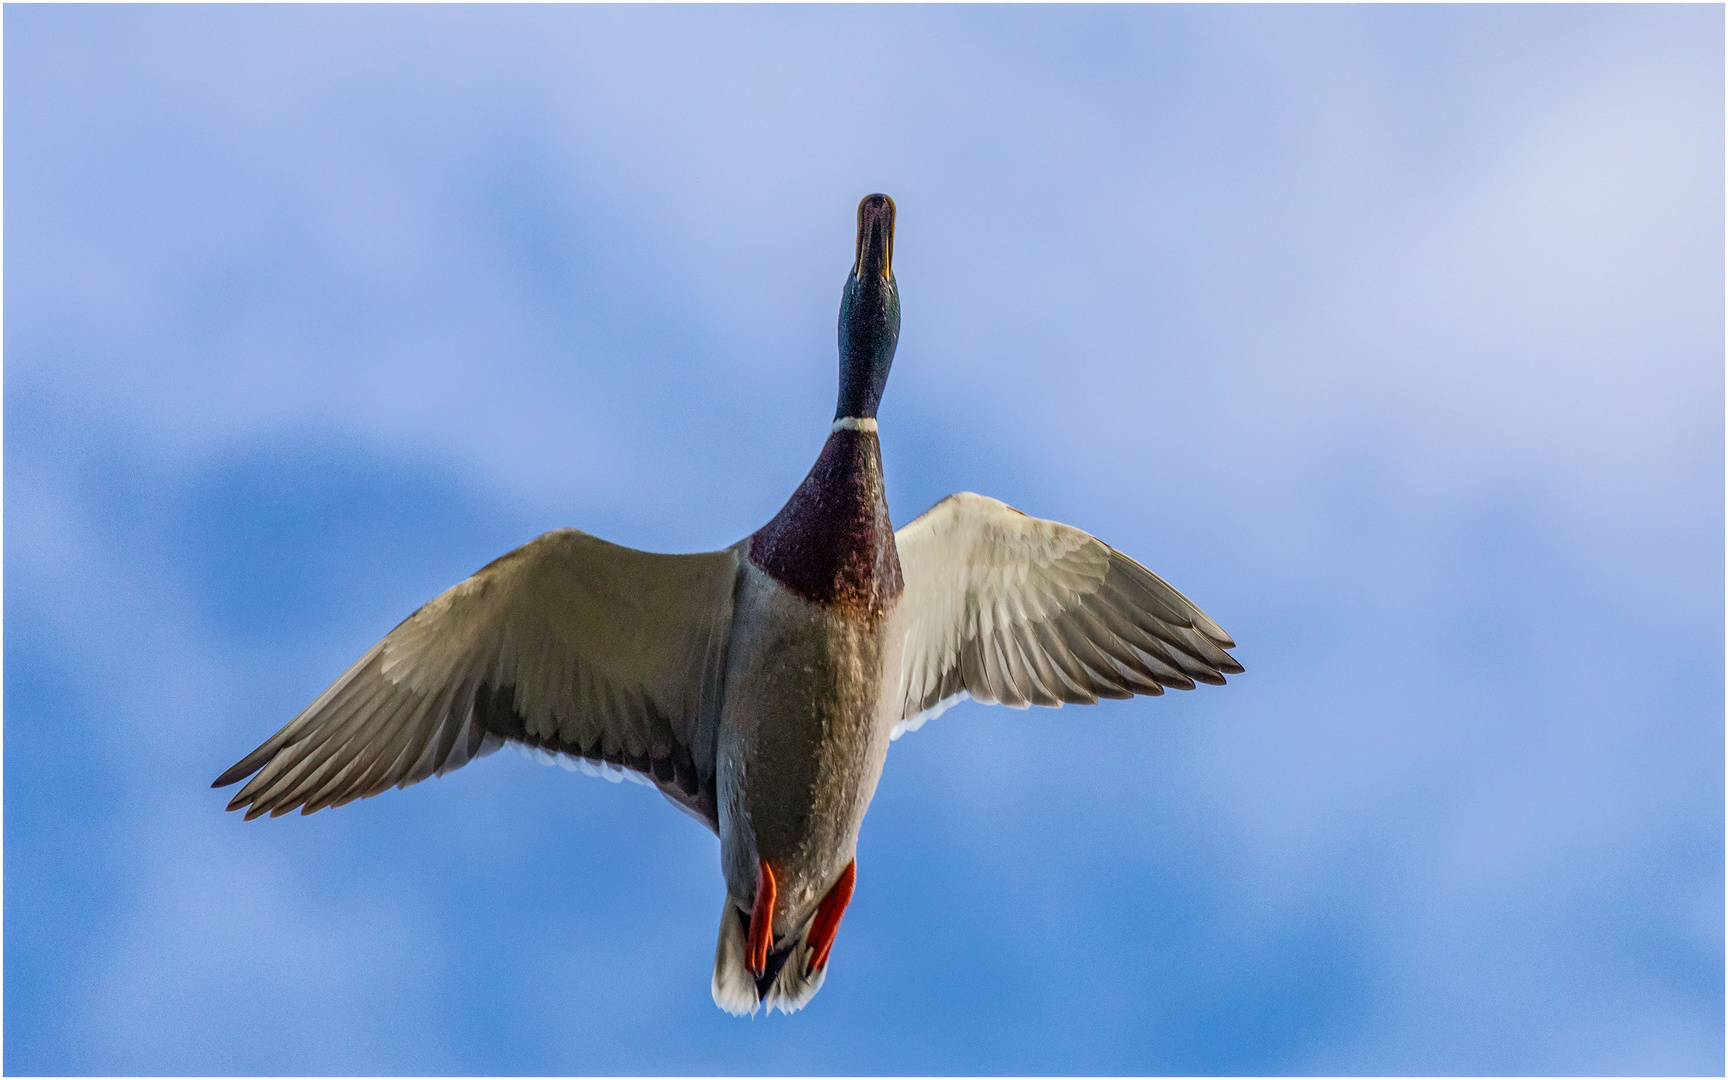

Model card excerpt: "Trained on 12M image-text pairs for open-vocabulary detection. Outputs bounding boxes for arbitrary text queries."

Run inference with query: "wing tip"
[211,752,268,789]
[212,767,250,791]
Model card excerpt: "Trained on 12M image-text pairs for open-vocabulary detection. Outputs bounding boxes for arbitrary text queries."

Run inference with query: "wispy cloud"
[7,5,1719,1073]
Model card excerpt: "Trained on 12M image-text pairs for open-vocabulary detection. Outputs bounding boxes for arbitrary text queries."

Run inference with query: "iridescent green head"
[835,194,900,421]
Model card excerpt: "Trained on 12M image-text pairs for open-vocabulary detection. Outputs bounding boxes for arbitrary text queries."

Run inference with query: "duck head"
[835,194,900,421]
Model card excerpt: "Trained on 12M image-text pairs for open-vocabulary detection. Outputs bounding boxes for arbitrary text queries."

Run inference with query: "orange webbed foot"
[747,859,776,976]
[805,858,856,975]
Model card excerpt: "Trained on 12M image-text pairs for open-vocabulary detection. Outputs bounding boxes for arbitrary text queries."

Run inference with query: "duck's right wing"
[891,492,1240,738]
[213,529,741,829]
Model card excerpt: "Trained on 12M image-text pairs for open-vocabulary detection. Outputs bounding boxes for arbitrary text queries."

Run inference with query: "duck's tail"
[711,900,826,1016]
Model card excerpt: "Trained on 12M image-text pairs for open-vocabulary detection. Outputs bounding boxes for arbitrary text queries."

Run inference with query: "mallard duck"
[213,193,1241,1016]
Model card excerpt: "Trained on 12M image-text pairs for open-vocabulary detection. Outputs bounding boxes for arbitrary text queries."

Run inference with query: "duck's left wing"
[891,492,1240,738]
[213,529,740,828]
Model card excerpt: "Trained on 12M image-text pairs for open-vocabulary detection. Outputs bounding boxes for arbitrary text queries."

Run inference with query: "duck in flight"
[214,194,1241,1016]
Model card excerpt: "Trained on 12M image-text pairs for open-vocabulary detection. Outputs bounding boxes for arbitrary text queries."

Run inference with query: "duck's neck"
[748,423,902,619]
[835,281,898,421]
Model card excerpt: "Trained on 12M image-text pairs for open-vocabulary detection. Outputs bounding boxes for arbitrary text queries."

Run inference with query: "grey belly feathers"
[718,559,896,913]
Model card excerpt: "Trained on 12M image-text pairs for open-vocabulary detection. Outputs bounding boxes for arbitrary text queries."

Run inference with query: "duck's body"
[215,195,1241,1016]
[713,415,904,1010]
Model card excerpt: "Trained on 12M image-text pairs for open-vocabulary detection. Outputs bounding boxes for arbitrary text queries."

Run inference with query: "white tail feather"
[762,943,825,1015]
[712,901,758,1016]
[711,900,829,1017]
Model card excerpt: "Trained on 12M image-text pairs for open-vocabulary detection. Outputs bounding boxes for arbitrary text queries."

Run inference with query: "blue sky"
[5,5,1721,1074]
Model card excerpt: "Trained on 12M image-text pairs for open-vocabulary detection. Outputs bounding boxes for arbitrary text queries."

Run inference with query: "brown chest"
[747,428,903,621]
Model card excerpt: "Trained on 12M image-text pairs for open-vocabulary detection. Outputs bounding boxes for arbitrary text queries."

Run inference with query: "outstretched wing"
[214,529,740,829]
[891,492,1240,738]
